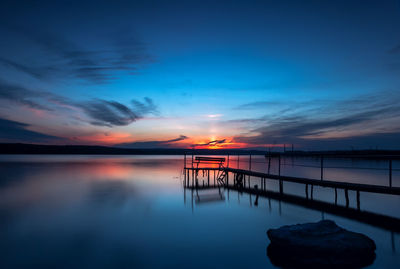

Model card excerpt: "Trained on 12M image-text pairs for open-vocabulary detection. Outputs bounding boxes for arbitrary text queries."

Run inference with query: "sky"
[0,0,400,150]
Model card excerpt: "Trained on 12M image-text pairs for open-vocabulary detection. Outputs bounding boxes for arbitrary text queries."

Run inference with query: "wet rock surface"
[267,220,376,268]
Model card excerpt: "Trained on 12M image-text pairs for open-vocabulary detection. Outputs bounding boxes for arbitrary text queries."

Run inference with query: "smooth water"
[0,155,399,268]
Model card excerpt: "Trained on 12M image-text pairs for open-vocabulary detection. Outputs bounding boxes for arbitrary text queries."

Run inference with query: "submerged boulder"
[267,220,376,268]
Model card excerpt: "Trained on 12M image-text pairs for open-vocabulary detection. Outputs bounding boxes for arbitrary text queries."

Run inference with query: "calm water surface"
[0,155,399,268]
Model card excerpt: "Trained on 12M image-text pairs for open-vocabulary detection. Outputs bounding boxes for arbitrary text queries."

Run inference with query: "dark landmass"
[1,143,400,157]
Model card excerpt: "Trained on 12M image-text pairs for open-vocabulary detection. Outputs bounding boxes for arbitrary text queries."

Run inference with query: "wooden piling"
[249,154,252,171]
[357,190,360,211]
[311,185,314,200]
[305,184,309,199]
[278,155,281,176]
[345,189,349,208]
[334,188,337,205]
[389,160,392,187]
[320,156,324,181]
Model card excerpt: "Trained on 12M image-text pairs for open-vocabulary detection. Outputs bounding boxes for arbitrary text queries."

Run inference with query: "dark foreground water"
[0,155,399,268]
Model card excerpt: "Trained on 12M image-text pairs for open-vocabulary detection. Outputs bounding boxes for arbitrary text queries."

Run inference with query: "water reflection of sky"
[0,155,399,268]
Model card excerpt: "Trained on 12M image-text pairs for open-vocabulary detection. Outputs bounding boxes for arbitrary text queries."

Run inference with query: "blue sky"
[1,0,400,150]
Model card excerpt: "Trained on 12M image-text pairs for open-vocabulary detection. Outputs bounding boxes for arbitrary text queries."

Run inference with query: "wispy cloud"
[117,135,189,148]
[0,81,158,127]
[0,80,53,111]
[232,91,400,149]
[0,117,61,143]
[192,139,227,147]
[0,24,153,84]
[80,98,157,127]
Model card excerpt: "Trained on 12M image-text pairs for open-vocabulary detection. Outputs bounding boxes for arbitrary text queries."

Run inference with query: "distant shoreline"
[1,143,400,159]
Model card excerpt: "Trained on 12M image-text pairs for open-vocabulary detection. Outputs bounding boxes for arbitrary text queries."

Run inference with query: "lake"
[0,155,399,268]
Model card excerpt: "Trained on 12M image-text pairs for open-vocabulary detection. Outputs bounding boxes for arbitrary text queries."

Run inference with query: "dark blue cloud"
[117,135,188,148]
[0,118,60,143]
[80,98,158,127]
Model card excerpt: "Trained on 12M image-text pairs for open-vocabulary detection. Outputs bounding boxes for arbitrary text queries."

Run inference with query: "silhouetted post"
[267,156,271,174]
[191,151,194,168]
[237,155,239,168]
[345,189,349,208]
[184,153,186,168]
[279,180,283,194]
[278,155,281,176]
[249,154,252,171]
[334,188,337,205]
[213,170,216,185]
[389,160,392,187]
[311,185,314,200]
[305,184,309,199]
[320,156,324,181]
[356,190,360,211]
[227,154,230,167]
[208,170,210,186]
[184,167,187,187]
[254,185,259,206]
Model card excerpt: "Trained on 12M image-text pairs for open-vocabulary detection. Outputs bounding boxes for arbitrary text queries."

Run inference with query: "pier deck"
[185,167,400,195]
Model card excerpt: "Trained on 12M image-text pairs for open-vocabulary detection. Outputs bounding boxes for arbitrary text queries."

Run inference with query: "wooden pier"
[182,154,400,232]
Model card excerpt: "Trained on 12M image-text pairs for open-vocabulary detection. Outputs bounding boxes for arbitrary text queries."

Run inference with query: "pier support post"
[249,154,252,171]
[279,180,283,195]
[213,170,216,185]
[311,185,314,200]
[345,189,349,208]
[237,155,239,169]
[334,188,337,205]
[184,154,186,168]
[305,184,309,199]
[389,160,392,187]
[278,155,281,176]
[320,156,324,181]
[227,154,230,168]
[356,190,360,211]
[267,156,271,174]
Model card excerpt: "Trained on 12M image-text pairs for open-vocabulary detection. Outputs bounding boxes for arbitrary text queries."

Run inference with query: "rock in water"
[267,220,376,268]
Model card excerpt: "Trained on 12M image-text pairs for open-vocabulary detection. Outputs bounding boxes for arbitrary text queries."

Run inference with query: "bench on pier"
[194,157,225,168]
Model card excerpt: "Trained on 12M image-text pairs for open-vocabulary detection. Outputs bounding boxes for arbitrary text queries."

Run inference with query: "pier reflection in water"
[0,155,399,268]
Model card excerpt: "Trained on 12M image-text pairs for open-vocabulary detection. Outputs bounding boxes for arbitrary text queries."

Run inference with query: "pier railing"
[184,152,399,188]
